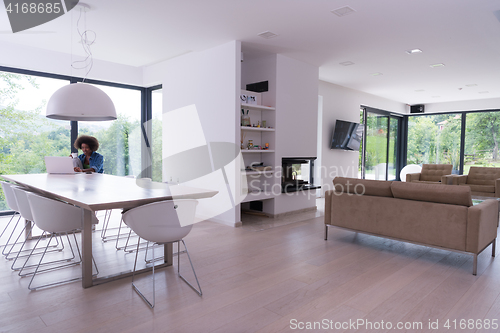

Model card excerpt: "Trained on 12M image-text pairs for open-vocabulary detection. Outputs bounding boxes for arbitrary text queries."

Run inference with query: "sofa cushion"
[459,183,495,193]
[333,177,393,197]
[467,167,500,185]
[391,181,472,207]
[419,164,452,182]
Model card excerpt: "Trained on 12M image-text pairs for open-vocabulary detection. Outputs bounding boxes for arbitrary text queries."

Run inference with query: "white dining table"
[1,173,218,288]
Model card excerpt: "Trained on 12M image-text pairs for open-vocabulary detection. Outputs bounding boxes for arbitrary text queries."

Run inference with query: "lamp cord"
[71,7,96,83]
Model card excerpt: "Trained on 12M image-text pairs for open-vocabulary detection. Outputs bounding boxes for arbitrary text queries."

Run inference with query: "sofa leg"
[473,254,477,276]
[324,225,328,241]
[493,239,496,257]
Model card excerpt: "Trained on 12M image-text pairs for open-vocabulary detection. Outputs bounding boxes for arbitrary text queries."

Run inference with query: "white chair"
[0,181,26,259]
[122,199,201,308]
[10,186,64,271]
[25,192,98,290]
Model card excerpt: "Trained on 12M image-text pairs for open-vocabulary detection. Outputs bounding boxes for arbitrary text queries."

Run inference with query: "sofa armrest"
[441,174,456,185]
[406,173,421,182]
[454,174,468,185]
[466,199,499,253]
[495,178,500,198]
[324,190,333,225]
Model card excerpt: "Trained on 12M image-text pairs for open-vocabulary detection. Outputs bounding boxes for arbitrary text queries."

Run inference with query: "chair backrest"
[11,186,34,222]
[26,192,82,233]
[0,181,19,212]
[122,199,198,244]
[420,164,452,182]
[467,166,500,185]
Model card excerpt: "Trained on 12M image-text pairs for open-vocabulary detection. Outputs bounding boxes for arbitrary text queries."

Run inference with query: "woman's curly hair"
[74,135,99,151]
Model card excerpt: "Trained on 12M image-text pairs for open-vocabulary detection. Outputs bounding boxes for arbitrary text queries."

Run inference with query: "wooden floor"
[1,201,500,333]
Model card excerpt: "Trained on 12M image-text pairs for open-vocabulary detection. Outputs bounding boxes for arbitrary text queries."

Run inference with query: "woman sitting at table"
[71,135,104,173]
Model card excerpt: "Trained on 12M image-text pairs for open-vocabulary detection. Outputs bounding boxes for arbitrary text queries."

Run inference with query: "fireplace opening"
[281,157,321,193]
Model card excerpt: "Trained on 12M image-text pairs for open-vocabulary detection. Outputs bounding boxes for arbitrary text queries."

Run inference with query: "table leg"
[164,243,173,266]
[82,209,93,288]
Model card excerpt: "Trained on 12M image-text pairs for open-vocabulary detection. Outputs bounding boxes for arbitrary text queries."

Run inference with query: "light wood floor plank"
[0,200,499,333]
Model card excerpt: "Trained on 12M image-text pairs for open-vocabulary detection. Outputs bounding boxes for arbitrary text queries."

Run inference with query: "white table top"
[1,173,218,211]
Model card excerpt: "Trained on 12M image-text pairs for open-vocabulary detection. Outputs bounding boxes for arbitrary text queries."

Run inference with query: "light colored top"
[1,173,218,212]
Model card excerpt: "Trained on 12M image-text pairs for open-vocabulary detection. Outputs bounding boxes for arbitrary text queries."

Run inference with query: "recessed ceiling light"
[371,72,383,76]
[331,6,356,17]
[430,63,445,68]
[415,89,425,92]
[406,49,422,54]
[466,84,478,87]
[258,31,278,39]
[340,61,355,66]
[479,91,490,94]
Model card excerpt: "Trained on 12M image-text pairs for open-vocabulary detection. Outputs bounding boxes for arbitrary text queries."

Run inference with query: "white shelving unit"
[239,89,277,209]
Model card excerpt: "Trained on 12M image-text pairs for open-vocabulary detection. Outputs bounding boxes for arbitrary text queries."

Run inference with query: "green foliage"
[465,112,500,162]
[407,114,461,170]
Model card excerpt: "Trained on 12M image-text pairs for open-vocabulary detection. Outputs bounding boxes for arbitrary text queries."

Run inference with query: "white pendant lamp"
[46,3,116,121]
[46,82,117,121]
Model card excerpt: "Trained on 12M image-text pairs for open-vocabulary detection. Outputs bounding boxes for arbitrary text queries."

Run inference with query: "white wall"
[424,97,500,113]
[160,41,241,226]
[0,41,143,86]
[319,80,407,196]
[274,55,319,215]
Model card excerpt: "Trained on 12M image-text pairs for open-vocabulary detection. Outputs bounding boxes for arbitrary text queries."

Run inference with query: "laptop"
[44,156,77,174]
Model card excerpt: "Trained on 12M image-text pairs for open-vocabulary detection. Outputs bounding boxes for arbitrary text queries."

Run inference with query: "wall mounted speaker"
[410,105,425,113]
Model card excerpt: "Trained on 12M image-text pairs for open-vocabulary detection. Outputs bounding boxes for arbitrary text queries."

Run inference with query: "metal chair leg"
[2,214,22,257]
[178,240,202,296]
[0,212,19,246]
[132,237,155,308]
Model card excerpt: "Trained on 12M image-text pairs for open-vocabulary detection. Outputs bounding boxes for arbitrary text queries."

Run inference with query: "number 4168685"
[6,2,61,14]
[444,319,498,330]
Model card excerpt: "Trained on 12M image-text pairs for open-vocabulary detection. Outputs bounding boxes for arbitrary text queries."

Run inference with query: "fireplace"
[281,157,320,193]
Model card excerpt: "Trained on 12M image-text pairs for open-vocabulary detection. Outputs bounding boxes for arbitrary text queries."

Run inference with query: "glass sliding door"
[361,108,401,180]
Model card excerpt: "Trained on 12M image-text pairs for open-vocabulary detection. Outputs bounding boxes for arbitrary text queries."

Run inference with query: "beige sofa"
[444,166,500,198]
[324,177,498,275]
[406,163,452,184]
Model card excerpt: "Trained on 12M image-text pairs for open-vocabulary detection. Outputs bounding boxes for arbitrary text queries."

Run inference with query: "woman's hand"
[74,167,82,172]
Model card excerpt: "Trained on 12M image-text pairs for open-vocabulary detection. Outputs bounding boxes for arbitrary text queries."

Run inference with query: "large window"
[464,111,500,174]
[0,72,70,210]
[407,113,462,174]
[78,84,142,177]
[151,88,163,182]
[0,67,160,212]
[405,109,500,175]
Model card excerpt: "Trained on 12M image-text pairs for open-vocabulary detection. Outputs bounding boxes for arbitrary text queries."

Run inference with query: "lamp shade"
[46,82,117,121]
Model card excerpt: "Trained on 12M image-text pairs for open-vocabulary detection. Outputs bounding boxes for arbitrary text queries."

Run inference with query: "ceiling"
[0,0,499,105]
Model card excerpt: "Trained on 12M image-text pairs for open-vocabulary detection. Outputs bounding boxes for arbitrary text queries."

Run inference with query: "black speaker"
[246,81,268,93]
[410,105,425,113]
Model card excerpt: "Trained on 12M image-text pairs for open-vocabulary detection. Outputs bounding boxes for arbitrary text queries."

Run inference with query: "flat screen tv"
[330,120,363,151]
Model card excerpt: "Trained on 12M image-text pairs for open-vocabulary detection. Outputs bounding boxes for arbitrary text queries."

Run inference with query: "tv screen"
[330,120,363,151]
